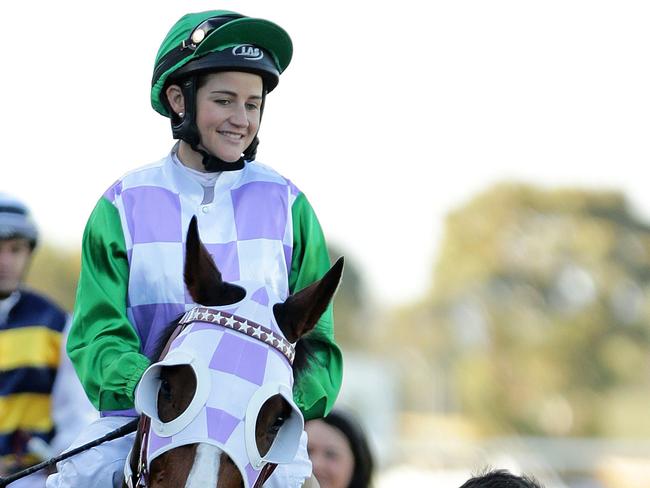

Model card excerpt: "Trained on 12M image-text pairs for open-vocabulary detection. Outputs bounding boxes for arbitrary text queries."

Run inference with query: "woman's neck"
[177,141,207,172]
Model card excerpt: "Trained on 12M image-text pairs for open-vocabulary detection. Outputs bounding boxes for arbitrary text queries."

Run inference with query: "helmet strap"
[192,144,245,172]
[170,76,267,172]
[171,78,200,147]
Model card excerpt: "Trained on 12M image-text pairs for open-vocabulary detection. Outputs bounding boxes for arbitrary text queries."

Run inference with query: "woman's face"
[306,419,355,488]
[195,71,263,162]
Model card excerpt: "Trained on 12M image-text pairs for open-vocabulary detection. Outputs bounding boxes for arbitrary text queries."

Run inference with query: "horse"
[123,216,343,488]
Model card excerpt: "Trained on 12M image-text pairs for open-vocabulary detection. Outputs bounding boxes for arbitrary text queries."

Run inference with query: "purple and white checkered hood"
[134,280,304,488]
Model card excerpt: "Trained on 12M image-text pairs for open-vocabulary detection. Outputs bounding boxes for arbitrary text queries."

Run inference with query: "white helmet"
[0,193,38,248]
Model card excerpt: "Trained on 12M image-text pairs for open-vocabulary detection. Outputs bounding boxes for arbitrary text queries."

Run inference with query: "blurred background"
[5,1,650,487]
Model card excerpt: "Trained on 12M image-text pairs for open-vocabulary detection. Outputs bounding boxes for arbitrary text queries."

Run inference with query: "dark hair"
[459,469,544,488]
[319,409,374,488]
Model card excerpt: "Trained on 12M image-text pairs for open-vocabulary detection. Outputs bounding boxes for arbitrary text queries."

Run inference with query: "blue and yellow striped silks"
[0,326,60,371]
[0,290,66,466]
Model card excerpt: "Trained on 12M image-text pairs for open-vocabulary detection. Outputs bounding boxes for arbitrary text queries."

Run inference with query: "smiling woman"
[167,71,264,167]
[45,8,343,488]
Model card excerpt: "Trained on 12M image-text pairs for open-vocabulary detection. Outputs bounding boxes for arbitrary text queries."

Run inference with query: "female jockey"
[46,10,342,488]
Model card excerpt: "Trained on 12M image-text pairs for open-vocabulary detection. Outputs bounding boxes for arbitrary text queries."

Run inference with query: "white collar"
[171,148,222,187]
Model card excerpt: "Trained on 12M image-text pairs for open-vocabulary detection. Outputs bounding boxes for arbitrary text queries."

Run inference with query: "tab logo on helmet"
[232,44,263,61]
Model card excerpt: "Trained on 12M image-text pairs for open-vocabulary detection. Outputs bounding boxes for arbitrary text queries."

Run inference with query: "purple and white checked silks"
[134,280,303,488]
[103,148,300,361]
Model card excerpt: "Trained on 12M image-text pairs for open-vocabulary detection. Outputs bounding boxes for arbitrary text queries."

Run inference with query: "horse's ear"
[184,216,245,306]
[273,257,344,343]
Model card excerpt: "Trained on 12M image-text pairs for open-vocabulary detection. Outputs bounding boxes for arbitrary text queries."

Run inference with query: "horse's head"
[131,217,343,488]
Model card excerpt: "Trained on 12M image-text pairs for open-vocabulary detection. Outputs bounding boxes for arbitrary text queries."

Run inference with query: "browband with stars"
[178,307,295,364]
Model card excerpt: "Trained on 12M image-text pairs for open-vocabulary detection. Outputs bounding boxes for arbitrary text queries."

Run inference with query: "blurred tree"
[402,183,650,436]
[24,243,80,312]
[328,244,369,348]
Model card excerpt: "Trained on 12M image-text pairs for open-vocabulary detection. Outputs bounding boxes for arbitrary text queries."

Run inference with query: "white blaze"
[185,443,222,488]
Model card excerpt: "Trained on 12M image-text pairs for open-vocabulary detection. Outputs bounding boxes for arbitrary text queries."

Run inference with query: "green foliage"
[24,243,80,312]
[419,183,650,436]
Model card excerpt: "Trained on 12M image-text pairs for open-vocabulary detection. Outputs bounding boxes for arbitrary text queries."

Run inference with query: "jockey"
[47,10,342,488]
[0,194,96,488]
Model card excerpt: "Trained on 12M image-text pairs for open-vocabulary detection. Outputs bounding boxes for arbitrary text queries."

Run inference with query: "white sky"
[2,1,650,307]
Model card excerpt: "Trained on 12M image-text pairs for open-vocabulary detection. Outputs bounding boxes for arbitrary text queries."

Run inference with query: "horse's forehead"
[170,280,292,375]
[214,280,282,330]
[171,324,293,382]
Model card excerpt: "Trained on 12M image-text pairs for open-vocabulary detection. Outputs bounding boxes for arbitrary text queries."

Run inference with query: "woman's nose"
[229,104,249,127]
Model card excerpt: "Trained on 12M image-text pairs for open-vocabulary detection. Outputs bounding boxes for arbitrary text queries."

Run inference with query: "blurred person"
[47,9,341,488]
[0,193,97,487]
[459,469,544,488]
[306,409,374,488]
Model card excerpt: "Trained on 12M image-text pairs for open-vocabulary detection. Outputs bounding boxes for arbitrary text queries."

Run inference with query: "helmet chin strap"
[171,76,265,173]
[191,143,246,172]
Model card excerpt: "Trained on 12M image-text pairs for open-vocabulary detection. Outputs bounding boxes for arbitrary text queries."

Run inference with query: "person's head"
[306,409,374,488]
[0,194,38,298]
[459,469,544,488]
[151,10,293,170]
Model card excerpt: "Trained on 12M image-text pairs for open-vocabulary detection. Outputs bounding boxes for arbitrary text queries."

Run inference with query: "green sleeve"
[290,193,343,420]
[67,197,151,411]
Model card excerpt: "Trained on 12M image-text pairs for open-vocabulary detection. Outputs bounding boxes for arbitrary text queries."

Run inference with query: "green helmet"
[151,10,293,117]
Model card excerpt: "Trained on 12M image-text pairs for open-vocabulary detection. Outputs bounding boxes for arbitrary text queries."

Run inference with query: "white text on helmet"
[232,44,264,61]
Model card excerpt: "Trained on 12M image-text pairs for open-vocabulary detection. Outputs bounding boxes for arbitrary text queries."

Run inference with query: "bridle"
[127,306,296,488]
[179,307,295,363]
[127,320,186,488]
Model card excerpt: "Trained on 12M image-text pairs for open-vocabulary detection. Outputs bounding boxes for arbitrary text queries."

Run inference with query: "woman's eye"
[246,103,259,111]
[325,449,340,461]
[215,99,231,105]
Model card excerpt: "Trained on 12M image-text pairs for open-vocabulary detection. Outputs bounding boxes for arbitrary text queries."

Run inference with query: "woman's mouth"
[218,130,244,141]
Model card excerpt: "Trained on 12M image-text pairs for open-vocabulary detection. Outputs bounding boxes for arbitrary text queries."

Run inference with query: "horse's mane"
[151,315,186,361]
[150,313,313,380]
[290,335,313,380]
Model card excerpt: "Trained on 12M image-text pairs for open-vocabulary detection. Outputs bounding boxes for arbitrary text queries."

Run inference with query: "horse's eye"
[269,414,287,434]
[159,378,172,399]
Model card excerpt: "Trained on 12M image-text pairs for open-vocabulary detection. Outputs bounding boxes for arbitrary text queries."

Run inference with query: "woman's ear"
[165,84,185,117]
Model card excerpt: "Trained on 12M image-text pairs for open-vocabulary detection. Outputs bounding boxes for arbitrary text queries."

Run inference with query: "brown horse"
[124,217,342,488]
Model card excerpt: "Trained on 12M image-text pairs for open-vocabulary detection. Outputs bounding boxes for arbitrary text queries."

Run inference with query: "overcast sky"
[3,0,650,307]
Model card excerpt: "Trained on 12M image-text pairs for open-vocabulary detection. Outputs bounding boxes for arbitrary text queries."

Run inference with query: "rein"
[128,320,187,488]
[0,419,138,488]
[0,321,184,488]
[1,307,286,488]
